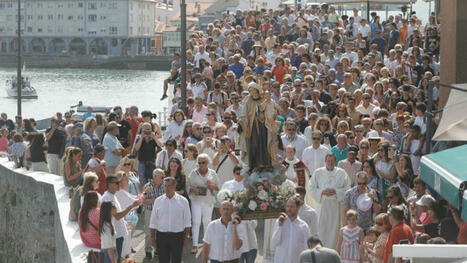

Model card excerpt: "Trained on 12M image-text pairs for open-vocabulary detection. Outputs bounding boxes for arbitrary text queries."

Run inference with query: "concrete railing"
[393,244,467,263]
[0,158,89,263]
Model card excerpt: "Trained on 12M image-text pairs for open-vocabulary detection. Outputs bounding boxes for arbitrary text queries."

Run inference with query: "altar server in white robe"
[309,153,350,249]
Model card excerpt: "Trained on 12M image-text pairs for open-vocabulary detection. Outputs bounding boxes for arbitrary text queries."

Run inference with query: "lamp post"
[180,0,187,115]
[17,0,22,116]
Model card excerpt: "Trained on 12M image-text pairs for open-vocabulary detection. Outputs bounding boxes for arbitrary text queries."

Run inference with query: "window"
[58,3,64,8]
[100,15,106,20]
[109,26,118,35]
[111,39,118,46]
[77,16,84,20]
[88,31,97,35]
[7,3,13,8]
[78,28,84,32]
[109,3,117,9]
[37,28,43,33]
[27,15,33,20]
[68,3,73,8]
[88,15,97,22]
[0,3,4,9]
[37,15,43,20]
[88,3,97,9]
[100,28,106,33]
[100,3,106,8]
[68,15,73,20]
[27,27,32,32]
[37,3,43,8]
[78,3,83,7]
[48,15,53,20]
[58,14,64,20]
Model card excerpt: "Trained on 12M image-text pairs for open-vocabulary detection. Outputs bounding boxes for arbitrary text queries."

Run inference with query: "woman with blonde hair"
[95,114,107,141]
[64,146,83,188]
[79,172,102,205]
[116,155,141,195]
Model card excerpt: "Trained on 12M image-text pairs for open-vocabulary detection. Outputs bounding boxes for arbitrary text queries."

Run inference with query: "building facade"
[0,0,156,56]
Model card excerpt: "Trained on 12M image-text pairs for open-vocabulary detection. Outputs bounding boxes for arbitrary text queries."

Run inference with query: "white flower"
[217,189,232,202]
[248,200,258,211]
[257,190,269,201]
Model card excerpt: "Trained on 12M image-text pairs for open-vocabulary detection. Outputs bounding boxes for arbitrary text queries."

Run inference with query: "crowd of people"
[1,3,467,263]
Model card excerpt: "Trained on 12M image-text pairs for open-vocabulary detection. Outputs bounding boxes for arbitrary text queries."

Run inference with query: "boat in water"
[5,76,38,99]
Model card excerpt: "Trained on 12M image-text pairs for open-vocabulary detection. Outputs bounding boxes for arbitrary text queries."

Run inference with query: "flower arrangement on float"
[226,166,295,219]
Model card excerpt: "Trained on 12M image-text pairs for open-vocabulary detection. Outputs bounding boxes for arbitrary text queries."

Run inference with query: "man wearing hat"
[343,171,380,231]
[190,73,208,101]
[103,121,124,175]
[70,122,94,168]
[85,144,107,194]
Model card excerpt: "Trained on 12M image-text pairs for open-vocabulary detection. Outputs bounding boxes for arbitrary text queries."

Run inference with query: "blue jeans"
[239,249,257,263]
[102,248,118,263]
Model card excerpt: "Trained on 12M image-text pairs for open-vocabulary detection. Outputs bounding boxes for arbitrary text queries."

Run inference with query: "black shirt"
[137,137,158,162]
[0,119,15,131]
[30,145,47,162]
[45,128,67,157]
[118,119,131,148]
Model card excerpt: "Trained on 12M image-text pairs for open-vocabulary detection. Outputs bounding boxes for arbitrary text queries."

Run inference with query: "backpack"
[69,187,82,221]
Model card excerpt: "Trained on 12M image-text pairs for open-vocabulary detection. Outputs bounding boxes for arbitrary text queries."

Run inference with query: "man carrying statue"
[238,82,280,170]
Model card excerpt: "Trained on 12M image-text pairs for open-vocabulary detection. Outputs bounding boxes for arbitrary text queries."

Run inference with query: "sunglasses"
[198,161,207,164]
[357,182,367,186]
[375,222,383,226]
[203,130,212,133]
[123,163,132,166]
[312,137,321,140]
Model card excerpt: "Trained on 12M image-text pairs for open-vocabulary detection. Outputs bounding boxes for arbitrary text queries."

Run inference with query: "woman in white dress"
[182,144,198,178]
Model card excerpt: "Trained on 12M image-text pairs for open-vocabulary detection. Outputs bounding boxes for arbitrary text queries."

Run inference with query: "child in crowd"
[0,128,8,153]
[8,133,27,168]
[337,209,364,263]
[99,201,118,263]
[362,226,380,262]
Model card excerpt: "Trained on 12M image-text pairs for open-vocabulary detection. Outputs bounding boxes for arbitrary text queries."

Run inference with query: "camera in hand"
[197,187,207,196]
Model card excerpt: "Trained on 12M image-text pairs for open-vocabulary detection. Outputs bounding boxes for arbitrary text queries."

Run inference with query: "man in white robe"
[309,153,350,249]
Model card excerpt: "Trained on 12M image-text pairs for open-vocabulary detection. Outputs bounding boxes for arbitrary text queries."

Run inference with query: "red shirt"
[126,117,143,145]
[78,207,101,249]
[383,222,414,263]
[272,65,288,84]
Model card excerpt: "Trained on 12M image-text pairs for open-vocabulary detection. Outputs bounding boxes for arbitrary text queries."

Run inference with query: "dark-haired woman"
[166,157,187,197]
[79,191,101,250]
[27,133,49,172]
[99,201,118,263]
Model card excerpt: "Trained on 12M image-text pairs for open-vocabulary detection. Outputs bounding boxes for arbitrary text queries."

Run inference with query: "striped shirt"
[143,181,165,211]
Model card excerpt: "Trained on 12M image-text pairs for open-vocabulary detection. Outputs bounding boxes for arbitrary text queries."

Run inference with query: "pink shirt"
[192,106,208,123]
[78,207,101,249]
[0,136,7,152]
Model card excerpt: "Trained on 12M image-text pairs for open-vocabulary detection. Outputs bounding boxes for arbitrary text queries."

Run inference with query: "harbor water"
[0,67,169,121]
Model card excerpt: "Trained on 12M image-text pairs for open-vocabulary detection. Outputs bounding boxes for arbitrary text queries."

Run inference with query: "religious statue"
[238,82,280,170]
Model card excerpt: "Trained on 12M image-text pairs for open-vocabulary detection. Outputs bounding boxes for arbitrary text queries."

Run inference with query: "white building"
[0,0,156,56]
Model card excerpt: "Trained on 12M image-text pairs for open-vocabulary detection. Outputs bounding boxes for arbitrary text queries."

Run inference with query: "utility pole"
[425,80,434,154]
[180,0,187,115]
[17,0,22,116]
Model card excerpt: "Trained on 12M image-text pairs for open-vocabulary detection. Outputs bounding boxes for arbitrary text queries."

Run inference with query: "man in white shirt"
[202,201,245,263]
[281,120,307,160]
[271,196,309,263]
[359,19,371,39]
[302,131,331,175]
[356,93,379,119]
[192,97,208,123]
[352,8,362,25]
[221,165,245,194]
[194,45,210,68]
[102,175,142,260]
[310,154,350,249]
[150,176,191,263]
[296,186,319,237]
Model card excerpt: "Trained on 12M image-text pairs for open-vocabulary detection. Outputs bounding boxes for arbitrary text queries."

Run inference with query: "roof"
[421,145,467,220]
[433,83,467,141]
[203,0,240,15]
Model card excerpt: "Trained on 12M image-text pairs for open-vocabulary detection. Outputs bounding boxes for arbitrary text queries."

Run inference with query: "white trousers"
[191,201,213,246]
[47,153,62,175]
[31,161,49,173]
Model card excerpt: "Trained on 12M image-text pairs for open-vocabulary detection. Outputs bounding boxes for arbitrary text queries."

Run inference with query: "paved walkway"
[129,214,267,263]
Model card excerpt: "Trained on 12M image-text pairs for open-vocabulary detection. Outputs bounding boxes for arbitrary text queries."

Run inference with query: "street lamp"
[180,0,187,115]
[17,0,22,116]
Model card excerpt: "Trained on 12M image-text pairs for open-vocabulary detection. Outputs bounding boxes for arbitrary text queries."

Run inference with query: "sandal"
[191,246,198,254]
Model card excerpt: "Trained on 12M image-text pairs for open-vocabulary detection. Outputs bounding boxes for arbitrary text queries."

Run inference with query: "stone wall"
[0,158,85,263]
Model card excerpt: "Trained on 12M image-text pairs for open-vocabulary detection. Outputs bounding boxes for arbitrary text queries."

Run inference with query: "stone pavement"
[129,216,267,263]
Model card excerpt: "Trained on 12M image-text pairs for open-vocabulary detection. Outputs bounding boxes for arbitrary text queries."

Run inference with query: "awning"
[421,145,467,220]
[319,0,416,4]
[433,83,467,141]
